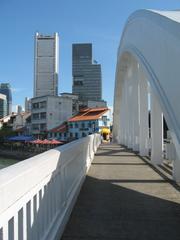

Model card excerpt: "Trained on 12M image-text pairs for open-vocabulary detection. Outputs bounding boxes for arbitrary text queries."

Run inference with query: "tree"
[0,125,16,142]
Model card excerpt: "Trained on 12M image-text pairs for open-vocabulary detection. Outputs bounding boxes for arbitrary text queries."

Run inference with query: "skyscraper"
[25,97,31,112]
[34,32,59,97]
[0,93,7,118]
[0,83,12,115]
[72,43,102,101]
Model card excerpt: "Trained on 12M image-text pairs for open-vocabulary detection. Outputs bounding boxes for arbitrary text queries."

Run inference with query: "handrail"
[0,133,101,240]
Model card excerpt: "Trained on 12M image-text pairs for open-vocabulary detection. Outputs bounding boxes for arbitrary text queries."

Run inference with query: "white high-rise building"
[34,32,59,97]
[25,97,31,112]
[16,105,23,114]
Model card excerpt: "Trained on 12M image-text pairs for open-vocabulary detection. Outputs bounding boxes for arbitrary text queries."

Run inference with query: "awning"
[7,135,35,142]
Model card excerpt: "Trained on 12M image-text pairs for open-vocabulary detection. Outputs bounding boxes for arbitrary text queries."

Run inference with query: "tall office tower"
[16,105,23,114]
[34,32,59,97]
[0,83,12,115]
[0,93,7,118]
[72,43,102,101]
[25,97,31,112]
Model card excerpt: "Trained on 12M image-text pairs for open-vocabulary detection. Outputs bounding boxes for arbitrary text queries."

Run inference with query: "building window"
[64,132,66,138]
[75,132,78,139]
[102,115,107,126]
[74,80,83,86]
[54,132,57,137]
[88,122,92,128]
[59,133,62,138]
[75,123,78,128]
[49,132,52,138]
[32,113,39,120]
[32,103,39,109]
[70,133,73,138]
[82,132,86,137]
[39,101,46,108]
[40,123,46,131]
[73,75,84,86]
[69,123,73,128]
[81,122,85,128]
[32,124,39,130]
[40,112,46,119]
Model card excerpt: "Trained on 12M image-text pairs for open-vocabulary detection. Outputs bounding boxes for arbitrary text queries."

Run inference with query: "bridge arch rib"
[113,10,180,181]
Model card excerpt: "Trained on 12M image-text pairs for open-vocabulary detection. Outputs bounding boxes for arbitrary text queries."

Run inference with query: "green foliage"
[0,125,16,141]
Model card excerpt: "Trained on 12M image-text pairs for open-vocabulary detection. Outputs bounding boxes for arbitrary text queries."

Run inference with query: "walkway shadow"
[95,146,136,156]
[61,175,180,240]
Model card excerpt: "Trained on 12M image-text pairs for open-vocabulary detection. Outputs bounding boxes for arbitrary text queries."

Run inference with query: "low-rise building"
[31,95,74,137]
[60,93,79,115]
[12,112,31,134]
[68,107,109,140]
[0,112,31,136]
[48,122,68,141]
[0,113,16,129]
[47,107,111,142]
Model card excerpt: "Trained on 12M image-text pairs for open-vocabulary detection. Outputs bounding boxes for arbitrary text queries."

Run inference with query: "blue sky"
[0,0,180,109]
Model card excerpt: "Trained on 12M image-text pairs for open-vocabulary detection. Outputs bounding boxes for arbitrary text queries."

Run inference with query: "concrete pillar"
[127,79,133,149]
[150,90,163,164]
[119,81,125,145]
[173,158,180,182]
[132,62,139,151]
[124,79,129,147]
[139,67,149,156]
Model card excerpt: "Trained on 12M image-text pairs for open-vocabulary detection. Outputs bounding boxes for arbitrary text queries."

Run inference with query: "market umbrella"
[42,139,52,144]
[51,139,62,144]
[30,139,43,144]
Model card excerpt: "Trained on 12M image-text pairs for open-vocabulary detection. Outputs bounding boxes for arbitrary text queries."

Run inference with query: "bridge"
[1,9,180,240]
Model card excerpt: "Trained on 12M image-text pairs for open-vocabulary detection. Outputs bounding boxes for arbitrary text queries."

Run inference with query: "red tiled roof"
[48,123,67,133]
[68,107,108,122]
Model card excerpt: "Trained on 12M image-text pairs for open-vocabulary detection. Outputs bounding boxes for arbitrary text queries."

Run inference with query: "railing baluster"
[18,208,23,240]
[26,201,31,240]
[14,213,18,240]
[33,195,37,240]
[8,217,14,240]
[23,205,27,240]
[0,228,3,240]
[3,223,8,240]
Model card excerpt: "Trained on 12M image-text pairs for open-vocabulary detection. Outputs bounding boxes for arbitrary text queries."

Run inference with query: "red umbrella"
[51,139,62,144]
[42,139,52,144]
[30,139,43,144]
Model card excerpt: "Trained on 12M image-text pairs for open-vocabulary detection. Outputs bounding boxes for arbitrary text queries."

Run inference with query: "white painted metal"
[113,9,180,181]
[0,134,101,240]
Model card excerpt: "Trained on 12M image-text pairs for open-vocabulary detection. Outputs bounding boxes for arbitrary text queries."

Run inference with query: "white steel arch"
[113,10,180,182]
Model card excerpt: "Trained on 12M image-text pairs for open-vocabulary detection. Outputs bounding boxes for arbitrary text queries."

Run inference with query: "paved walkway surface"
[61,144,180,240]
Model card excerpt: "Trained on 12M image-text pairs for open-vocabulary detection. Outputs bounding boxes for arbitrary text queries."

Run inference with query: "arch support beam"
[150,90,163,164]
[139,67,149,156]
[113,9,180,182]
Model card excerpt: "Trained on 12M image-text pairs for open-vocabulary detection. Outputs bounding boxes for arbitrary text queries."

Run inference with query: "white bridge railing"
[0,133,101,240]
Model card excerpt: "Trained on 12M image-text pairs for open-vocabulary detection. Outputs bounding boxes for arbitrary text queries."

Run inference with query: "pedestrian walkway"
[61,144,180,240]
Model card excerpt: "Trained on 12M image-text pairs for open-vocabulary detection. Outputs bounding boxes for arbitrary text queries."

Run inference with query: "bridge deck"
[61,144,180,240]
